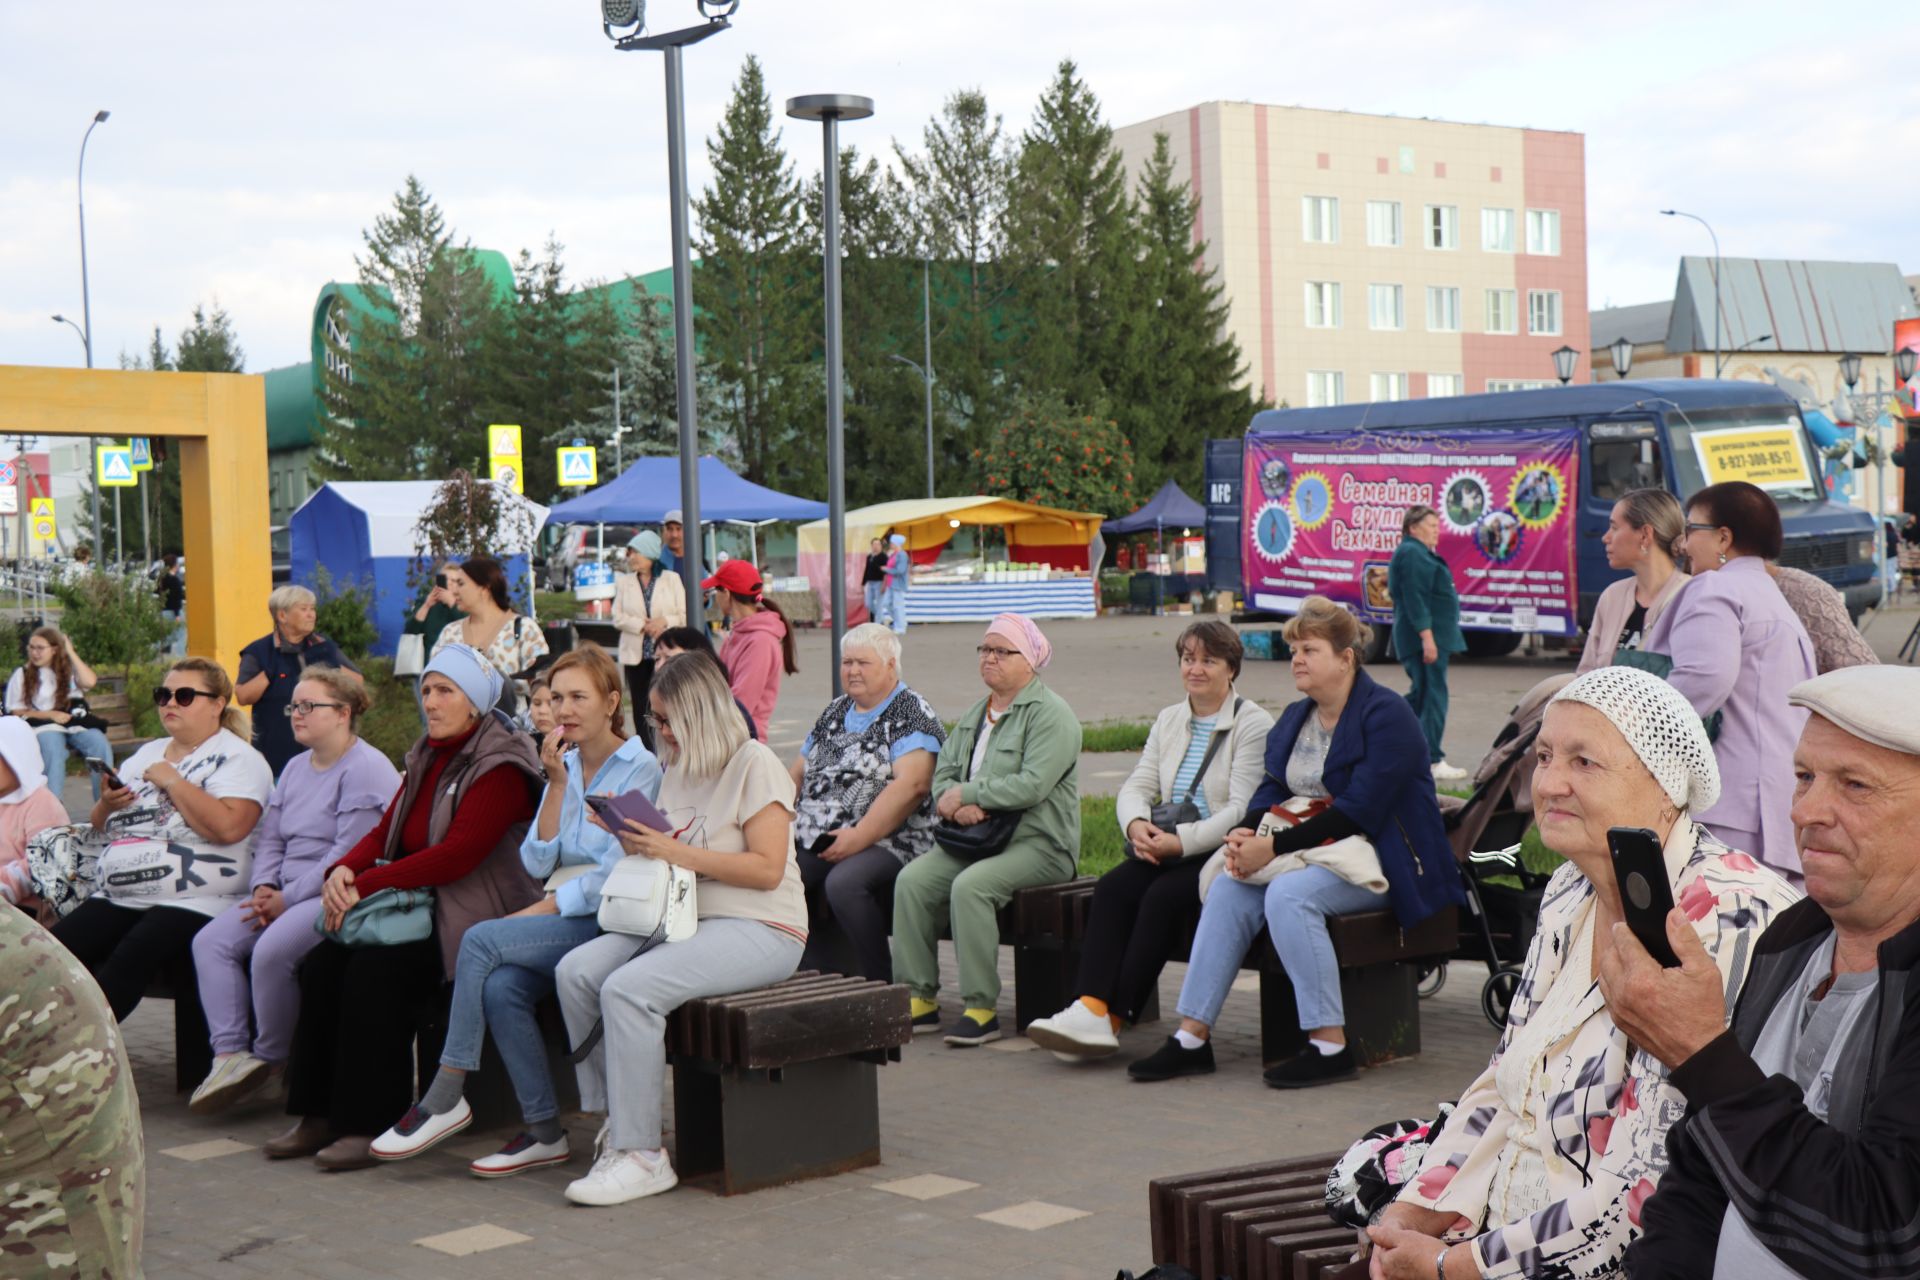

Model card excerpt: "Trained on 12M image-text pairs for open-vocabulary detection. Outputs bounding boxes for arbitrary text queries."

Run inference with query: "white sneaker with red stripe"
[469,1131,572,1178]
[370,1097,472,1161]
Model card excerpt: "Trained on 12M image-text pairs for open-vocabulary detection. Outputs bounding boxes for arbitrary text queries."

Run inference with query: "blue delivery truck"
[1205,379,1880,659]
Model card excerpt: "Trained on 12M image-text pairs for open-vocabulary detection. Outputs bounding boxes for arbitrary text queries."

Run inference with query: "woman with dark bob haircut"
[1644,480,1815,878]
[1026,621,1276,1061]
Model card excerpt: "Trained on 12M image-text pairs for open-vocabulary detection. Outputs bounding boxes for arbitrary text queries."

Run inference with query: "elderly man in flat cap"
[1601,664,1920,1280]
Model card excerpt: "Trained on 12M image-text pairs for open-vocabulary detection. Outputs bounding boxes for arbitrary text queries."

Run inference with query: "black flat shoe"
[1126,1035,1215,1082]
[1262,1045,1357,1089]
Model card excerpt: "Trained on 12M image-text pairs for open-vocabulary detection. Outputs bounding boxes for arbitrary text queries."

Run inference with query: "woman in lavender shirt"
[187,667,401,1114]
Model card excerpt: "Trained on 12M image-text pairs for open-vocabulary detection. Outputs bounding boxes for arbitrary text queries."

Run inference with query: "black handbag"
[932,703,1023,863]
[1146,698,1239,835]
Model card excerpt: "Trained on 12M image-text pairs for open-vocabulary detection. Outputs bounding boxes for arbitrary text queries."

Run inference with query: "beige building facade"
[1113,102,1589,411]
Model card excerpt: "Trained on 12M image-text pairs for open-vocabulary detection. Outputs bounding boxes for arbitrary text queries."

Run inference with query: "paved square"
[157,1138,253,1162]
[873,1173,981,1200]
[975,1200,1093,1231]
[413,1224,534,1256]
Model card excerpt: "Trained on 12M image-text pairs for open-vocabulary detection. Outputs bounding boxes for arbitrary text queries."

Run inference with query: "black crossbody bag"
[1147,697,1240,833]
[932,704,1023,862]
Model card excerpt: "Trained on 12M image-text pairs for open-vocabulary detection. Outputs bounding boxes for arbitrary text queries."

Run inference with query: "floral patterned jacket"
[1395,818,1801,1279]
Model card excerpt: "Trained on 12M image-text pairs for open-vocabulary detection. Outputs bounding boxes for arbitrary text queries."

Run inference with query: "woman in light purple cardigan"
[186,669,401,1115]
[1645,482,1815,877]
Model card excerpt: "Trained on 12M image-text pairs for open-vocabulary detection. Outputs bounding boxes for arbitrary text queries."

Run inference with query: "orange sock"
[1077,996,1109,1019]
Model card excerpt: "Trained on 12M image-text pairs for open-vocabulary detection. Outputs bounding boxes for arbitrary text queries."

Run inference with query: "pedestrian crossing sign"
[130,437,153,471]
[557,447,598,487]
[97,445,137,487]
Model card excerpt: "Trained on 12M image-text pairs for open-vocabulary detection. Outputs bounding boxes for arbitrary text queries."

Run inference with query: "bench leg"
[169,962,212,1094]
[1012,942,1078,1032]
[671,1057,880,1195]
[1259,961,1421,1067]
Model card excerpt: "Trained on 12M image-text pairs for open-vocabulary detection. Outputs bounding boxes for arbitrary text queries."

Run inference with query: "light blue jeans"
[863,581,885,624]
[1175,865,1389,1033]
[38,725,116,801]
[884,584,908,632]
[440,913,605,1126]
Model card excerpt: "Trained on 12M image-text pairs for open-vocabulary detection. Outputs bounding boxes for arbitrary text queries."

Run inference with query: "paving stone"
[412,1224,534,1256]
[974,1200,1092,1230]
[871,1173,981,1201]
[981,1035,1037,1053]
[159,1137,255,1162]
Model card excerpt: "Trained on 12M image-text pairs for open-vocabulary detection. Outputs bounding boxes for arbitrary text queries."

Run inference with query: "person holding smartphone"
[1356,666,1800,1280]
[368,645,660,1178]
[404,560,466,655]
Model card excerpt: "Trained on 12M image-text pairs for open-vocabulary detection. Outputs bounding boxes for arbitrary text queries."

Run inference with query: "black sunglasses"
[153,686,218,707]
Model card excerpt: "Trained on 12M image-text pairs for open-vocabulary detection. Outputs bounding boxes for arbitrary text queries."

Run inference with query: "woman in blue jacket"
[1127,597,1461,1089]
[367,645,662,1178]
[1387,503,1469,781]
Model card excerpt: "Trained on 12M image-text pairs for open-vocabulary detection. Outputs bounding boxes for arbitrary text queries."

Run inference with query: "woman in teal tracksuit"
[1386,504,1467,780]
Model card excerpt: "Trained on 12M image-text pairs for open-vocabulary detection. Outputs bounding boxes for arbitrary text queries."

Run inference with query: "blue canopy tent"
[289,481,549,658]
[1102,478,1206,536]
[544,454,828,526]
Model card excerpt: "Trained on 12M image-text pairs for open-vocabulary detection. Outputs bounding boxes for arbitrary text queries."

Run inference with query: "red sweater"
[334,725,538,896]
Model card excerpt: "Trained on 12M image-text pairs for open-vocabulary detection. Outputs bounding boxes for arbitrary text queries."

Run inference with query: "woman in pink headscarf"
[889,613,1082,1046]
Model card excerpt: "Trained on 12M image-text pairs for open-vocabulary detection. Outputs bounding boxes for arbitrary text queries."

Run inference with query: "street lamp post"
[603,1,733,632]
[1551,344,1578,385]
[918,254,934,497]
[77,110,109,561]
[1609,334,1634,379]
[888,347,935,499]
[1660,208,1724,377]
[788,92,874,698]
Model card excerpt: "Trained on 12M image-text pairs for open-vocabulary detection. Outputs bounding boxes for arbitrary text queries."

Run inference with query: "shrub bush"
[310,567,380,660]
[49,571,171,670]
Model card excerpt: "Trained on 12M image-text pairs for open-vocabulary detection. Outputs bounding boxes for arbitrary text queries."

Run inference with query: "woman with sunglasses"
[184,667,401,1115]
[50,659,274,1021]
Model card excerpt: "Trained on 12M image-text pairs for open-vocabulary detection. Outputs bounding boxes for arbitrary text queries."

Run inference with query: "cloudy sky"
[5,0,1914,374]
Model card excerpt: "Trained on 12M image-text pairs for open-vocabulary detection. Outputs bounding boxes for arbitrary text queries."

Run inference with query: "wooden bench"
[144,955,213,1094]
[664,972,910,1194]
[89,674,156,762]
[1148,1153,1356,1280]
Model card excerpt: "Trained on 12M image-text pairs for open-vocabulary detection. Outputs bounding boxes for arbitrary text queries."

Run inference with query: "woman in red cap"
[703,560,798,735]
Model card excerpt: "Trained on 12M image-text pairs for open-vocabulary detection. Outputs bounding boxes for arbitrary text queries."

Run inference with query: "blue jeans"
[441,912,604,1125]
[38,726,115,801]
[1175,865,1389,1032]
[884,584,908,632]
[863,581,885,623]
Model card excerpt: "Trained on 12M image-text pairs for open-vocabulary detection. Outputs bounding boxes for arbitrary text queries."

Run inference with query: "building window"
[1485,288,1518,334]
[1526,208,1561,255]
[1302,195,1339,244]
[1426,286,1461,332]
[1487,378,1556,393]
[1370,373,1409,402]
[1528,289,1563,335]
[1424,204,1458,250]
[1427,374,1464,397]
[1366,200,1402,247]
[1307,371,1345,407]
[1368,284,1404,331]
[1305,281,1342,328]
[1481,207,1515,252]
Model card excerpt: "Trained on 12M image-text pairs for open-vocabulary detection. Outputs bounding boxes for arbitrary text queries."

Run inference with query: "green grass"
[534,591,580,621]
[1080,719,1153,753]
[1078,793,1127,877]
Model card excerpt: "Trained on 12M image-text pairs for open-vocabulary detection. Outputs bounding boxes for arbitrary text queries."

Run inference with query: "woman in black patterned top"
[789,623,946,981]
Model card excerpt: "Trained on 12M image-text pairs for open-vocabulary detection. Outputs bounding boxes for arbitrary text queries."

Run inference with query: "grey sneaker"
[942,1013,1002,1047]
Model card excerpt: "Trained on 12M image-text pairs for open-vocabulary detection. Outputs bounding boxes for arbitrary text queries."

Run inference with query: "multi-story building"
[1112,102,1588,408]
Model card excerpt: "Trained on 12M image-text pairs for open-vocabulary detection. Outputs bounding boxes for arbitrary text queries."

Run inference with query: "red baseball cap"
[701,559,764,598]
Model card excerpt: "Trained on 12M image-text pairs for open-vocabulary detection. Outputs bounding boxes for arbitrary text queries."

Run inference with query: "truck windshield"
[1665,406,1823,504]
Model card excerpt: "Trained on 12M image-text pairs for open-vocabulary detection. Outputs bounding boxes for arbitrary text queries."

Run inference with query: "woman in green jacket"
[1386,504,1468,781]
[891,612,1081,1046]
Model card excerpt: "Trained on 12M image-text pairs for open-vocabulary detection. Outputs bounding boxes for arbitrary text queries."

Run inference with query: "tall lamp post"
[789,93,874,697]
[1608,334,1635,379]
[603,0,733,631]
[888,346,935,499]
[1660,208,1724,377]
[77,110,109,561]
[1551,344,1578,385]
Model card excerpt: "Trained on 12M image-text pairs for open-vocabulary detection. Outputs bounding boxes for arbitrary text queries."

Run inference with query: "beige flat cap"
[1788,665,1920,756]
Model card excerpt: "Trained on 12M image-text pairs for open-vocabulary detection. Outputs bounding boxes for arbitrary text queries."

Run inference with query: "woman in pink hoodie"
[0,714,81,909]
[703,560,798,735]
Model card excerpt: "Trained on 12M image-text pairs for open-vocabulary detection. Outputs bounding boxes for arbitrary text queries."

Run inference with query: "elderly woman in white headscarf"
[0,716,76,907]
[1351,667,1802,1280]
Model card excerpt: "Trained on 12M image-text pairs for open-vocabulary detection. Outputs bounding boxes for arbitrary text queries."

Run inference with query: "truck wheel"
[1463,632,1523,659]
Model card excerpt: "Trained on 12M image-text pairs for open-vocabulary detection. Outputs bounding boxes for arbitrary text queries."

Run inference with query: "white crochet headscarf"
[1547,666,1721,813]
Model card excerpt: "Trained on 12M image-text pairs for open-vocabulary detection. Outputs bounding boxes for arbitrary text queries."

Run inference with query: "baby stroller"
[1425,672,1574,1029]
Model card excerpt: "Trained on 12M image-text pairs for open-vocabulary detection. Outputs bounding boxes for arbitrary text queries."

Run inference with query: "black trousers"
[624,659,656,750]
[286,936,444,1137]
[52,897,210,1021]
[797,845,904,982]
[1073,855,1205,1024]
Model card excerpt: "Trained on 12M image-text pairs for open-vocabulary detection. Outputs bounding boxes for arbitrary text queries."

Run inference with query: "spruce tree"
[1127,132,1262,492]
[692,55,813,492]
[493,237,622,497]
[567,288,726,466]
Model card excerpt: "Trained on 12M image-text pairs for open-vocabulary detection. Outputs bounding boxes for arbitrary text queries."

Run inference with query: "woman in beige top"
[611,530,686,746]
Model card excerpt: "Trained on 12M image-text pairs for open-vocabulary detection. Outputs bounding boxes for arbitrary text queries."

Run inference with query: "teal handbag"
[315,883,436,947]
[1610,649,1723,743]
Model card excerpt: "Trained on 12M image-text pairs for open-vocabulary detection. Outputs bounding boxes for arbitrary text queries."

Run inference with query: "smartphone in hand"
[1609,826,1679,967]
[84,756,127,792]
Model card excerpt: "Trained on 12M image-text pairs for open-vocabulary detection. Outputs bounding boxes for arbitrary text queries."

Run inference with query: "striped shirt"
[1167,717,1218,819]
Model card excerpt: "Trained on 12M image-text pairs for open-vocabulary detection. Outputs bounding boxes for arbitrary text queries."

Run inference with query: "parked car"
[544,524,639,591]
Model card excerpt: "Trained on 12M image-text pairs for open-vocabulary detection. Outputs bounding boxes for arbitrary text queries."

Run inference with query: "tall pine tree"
[692,56,814,492]
[567,288,726,465]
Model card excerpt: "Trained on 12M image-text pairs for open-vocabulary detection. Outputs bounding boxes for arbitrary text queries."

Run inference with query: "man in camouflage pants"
[1,903,144,1277]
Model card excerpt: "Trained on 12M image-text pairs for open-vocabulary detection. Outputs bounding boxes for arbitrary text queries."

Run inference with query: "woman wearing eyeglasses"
[891,613,1082,1046]
[184,667,401,1115]
[50,659,275,1021]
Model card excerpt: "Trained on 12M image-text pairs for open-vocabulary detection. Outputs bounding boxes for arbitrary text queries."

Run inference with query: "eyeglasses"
[1684,522,1720,533]
[644,712,672,735]
[975,645,1020,661]
[153,686,218,707]
[284,700,346,717]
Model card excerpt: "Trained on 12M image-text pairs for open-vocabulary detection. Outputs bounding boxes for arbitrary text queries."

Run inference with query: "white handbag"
[596,855,697,944]
[394,633,426,677]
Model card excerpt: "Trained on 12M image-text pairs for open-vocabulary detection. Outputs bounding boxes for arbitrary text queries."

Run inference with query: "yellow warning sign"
[1692,425,1812,491]
[489,455,524,495]
[29,497,54,543]
[488,425,523,458]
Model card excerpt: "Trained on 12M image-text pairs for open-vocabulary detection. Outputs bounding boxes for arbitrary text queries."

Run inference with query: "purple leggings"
[190,896,326,1061]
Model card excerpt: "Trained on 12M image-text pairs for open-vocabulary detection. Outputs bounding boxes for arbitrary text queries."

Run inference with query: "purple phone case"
[587,789,670,833]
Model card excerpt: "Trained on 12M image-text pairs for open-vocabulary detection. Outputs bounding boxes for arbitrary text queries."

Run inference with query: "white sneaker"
[370,1097,473,1161]
[469,1131,572,1179]
[1431,760,1470,782]
[564,1147,678,1206]
[188,1052,275,1116]
[1024,1000,1120,1058]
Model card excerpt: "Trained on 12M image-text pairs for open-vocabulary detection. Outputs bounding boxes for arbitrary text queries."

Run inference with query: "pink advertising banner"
[1242,426,1582,636]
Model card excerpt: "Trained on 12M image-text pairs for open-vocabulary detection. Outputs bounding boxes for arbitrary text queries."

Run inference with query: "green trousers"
[890,841,1076,1010]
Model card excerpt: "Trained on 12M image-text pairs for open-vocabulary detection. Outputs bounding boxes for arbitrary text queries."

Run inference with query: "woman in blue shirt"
[368,645,661,1178]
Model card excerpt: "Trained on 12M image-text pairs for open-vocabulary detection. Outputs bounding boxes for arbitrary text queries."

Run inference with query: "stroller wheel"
[1481,965,1524,1030]
[1417,961,1447,999]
